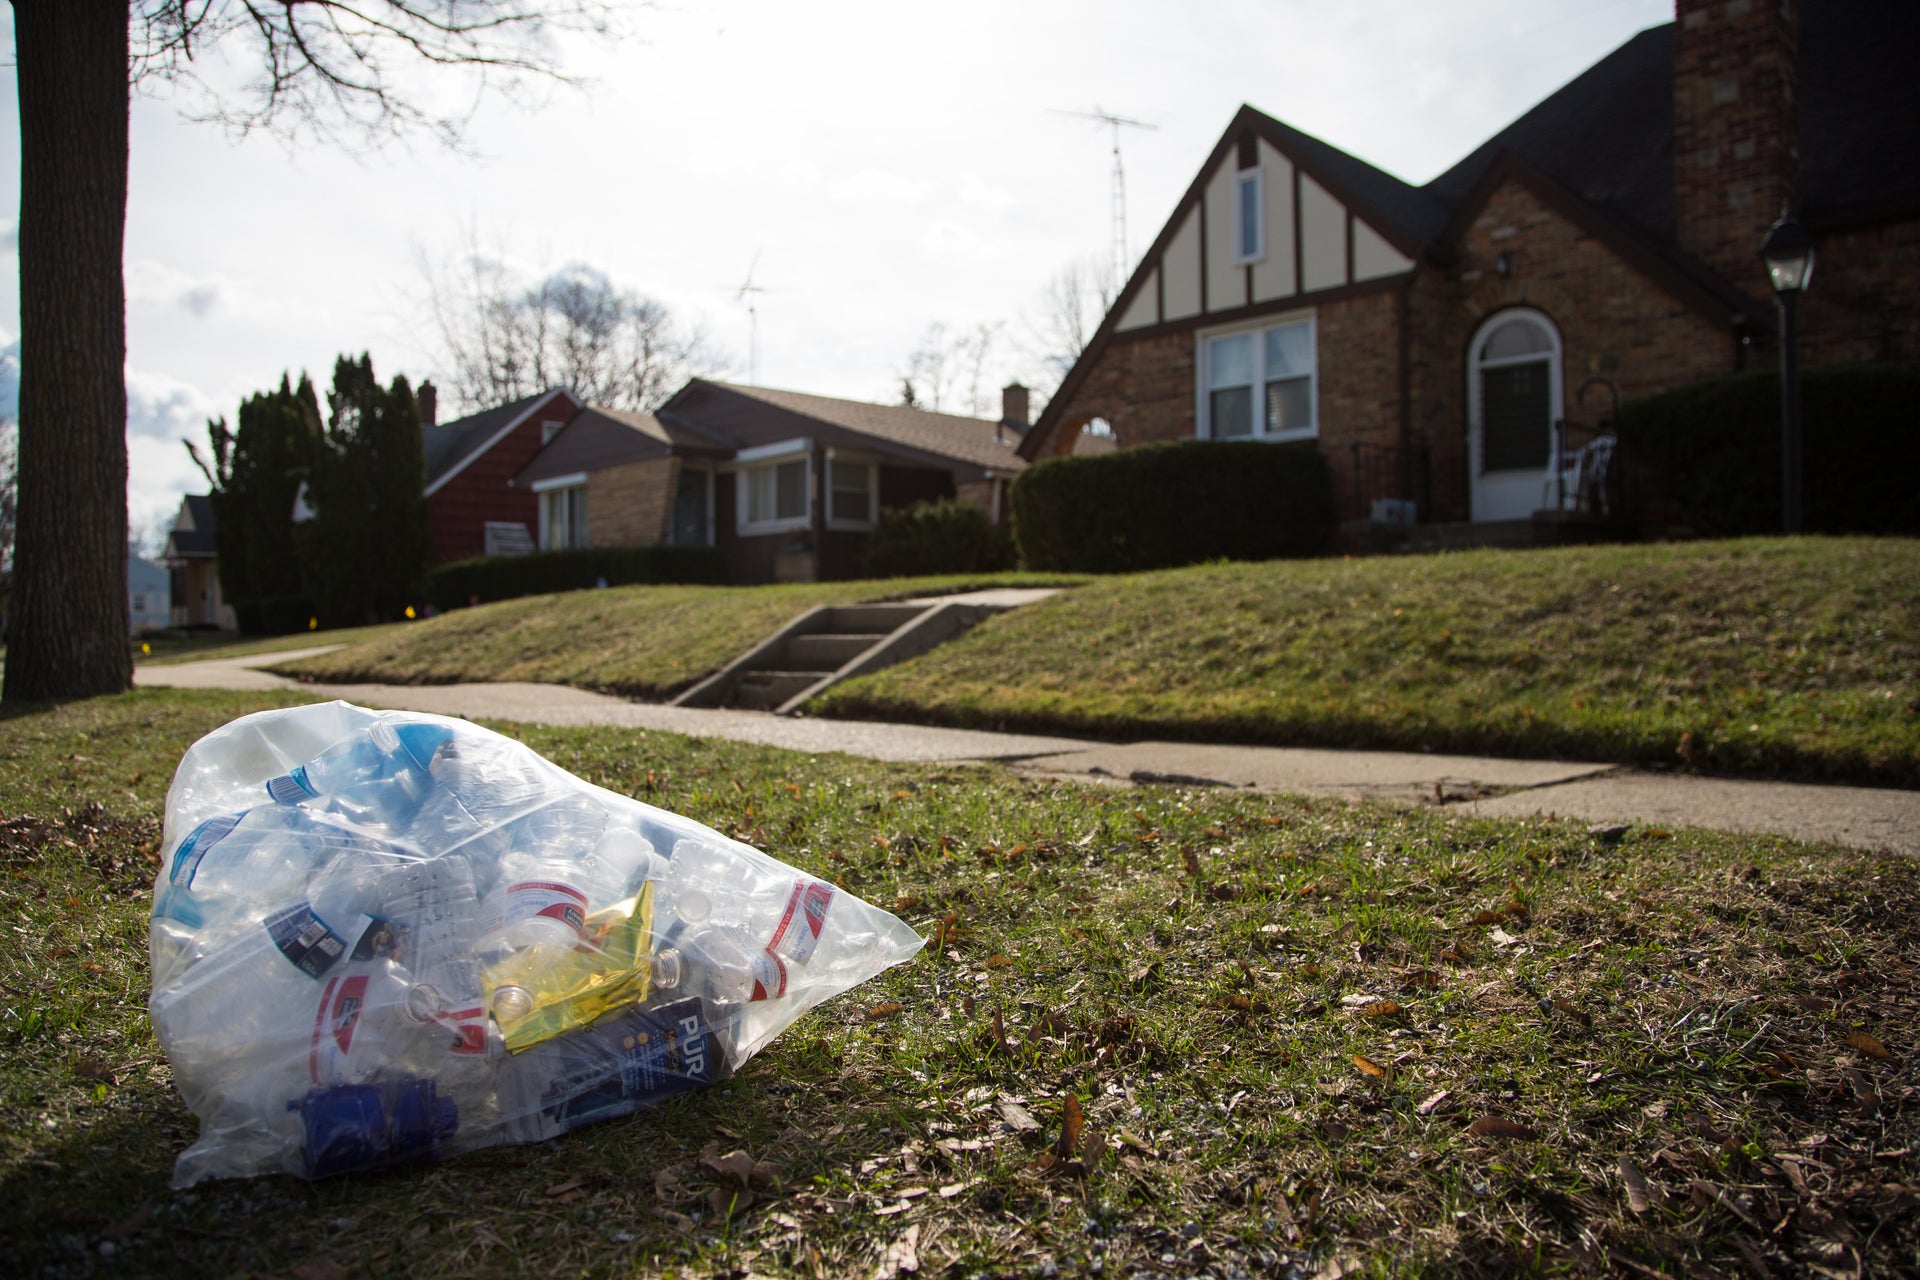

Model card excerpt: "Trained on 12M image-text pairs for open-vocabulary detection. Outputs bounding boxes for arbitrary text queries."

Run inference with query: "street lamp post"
[1760,214,1815,535]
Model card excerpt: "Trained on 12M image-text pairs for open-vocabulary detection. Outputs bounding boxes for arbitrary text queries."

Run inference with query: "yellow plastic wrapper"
[487,881,657,1053]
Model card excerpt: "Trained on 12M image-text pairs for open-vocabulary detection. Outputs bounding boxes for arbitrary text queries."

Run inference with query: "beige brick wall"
[587,456,678,547]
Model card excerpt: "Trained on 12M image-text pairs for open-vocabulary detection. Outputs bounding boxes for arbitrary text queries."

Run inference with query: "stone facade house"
[1016,0,1918,534]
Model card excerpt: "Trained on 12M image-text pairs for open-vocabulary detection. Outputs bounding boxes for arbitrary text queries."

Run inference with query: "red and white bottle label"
[767,878,834,963]
[309,973,371,1083]
[500,879,588,939]
[748,948,788,1002]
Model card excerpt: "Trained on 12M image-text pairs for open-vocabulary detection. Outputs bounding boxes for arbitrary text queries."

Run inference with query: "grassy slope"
[272,573,1082,698]
[1,688,1915,1278]
[816,537,1920,786]
[134,624,407,667]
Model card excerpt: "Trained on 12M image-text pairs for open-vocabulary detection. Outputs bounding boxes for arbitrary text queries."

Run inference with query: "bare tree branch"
[131,0,620,147]
[418,233,718,412]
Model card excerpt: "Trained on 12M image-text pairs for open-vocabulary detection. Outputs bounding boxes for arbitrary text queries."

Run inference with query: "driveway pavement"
[137,647,1920,856]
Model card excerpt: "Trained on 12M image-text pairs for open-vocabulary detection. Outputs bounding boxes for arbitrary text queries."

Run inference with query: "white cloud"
[126,260,237,320]
[829,169,934,206]
[956,174,1016,216]
[126,366,218,442]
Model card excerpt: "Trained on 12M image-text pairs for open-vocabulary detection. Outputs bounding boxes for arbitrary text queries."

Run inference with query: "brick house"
[1016,0,1918,534]
[512,380,1028,583]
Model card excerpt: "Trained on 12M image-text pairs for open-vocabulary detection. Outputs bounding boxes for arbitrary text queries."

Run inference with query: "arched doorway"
[1467,309,1562,522]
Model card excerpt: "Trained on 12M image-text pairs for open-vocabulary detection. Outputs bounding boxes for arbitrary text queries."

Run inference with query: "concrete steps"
[672,600,1007,715]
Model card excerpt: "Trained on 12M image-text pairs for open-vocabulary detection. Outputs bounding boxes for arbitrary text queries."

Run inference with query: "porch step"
[820,604,927,633]
[785,633,883,670]
[1403,520,1536,553]
[732,672,824,710]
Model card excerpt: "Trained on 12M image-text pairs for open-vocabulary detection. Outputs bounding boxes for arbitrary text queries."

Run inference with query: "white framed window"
[540,419,566,444]
[735,439,812,535]
[1233,168,1264,264]
[539,484,588,550]
[1197,314,1316,441]
[826,454,878,530]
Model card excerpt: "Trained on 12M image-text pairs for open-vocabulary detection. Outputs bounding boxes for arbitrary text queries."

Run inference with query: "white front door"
[1468,309,1562,522]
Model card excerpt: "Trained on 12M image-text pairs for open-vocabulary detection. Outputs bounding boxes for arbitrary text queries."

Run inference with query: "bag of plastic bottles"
[147,700,923,1187]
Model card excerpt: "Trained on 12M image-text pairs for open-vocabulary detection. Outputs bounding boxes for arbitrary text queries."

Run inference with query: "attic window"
[541,419,565,444]
[1234,169,1264,264]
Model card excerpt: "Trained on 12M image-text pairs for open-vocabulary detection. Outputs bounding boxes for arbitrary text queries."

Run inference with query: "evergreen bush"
[426,546,725,610]
[864,499,1013,577]
[1616,361,1920,535]
[1011,439,1335,572]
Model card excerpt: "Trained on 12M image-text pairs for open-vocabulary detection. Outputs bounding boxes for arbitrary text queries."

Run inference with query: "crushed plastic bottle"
[148,700,923,1186]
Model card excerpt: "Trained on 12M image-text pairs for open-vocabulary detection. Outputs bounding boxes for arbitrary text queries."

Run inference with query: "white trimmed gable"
[1114,132,1415,335]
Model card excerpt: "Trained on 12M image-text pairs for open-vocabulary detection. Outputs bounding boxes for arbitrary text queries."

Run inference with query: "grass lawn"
[816,537,1920,787]
[131,623,409,668]
[2,688,1915,1278]
[271,572,1084,698]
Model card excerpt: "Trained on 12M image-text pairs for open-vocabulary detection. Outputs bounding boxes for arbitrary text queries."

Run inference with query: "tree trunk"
[3,4,132,701]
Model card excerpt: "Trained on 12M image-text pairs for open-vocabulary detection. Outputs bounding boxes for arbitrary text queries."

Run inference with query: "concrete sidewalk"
[137,647,1920,856]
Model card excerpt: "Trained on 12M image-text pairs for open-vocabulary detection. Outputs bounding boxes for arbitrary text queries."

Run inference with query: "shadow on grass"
[0,1033,929,1279]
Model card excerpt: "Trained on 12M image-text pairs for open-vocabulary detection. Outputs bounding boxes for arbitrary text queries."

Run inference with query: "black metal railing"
[1346,442,1432,524]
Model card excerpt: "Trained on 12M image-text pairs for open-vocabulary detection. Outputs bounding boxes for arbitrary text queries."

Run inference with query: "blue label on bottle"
[267,766,317,805]
[264,902,355,978]
[538,996,727,1134]
[169,813,242,887]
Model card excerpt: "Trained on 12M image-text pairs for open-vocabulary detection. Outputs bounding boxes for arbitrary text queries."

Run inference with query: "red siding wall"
[426,393,579,564]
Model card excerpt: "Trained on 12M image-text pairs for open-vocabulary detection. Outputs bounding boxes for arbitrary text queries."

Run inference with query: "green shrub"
[427,546,725,611]
[1616,361,1920,535]
[864,499,1014,577]
[1011,439,1335,572]
[232,594,316,636]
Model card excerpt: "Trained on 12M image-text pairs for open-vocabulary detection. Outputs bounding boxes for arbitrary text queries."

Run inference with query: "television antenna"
[1051,106,1158,286]
[733,251,771,384]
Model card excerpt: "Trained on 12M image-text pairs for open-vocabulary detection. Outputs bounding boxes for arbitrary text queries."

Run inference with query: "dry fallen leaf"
[985,954,1015,969]
[996,1097,1041,1134]
[1352,1054,1388,1079]
[1054,1094,1085,1160]
[1415,1089,1451,1116]
[1618,1155,1652,1213]
[1358,1001,1404,1019]
[1467,1116,1540,1140]
[1488,926,1520,947]
[1470,910,1503,926]
[1846,1028,1892,1059]
[1404,969,1441,989]
[1550,997,1593,1028]
[868,1002,905,1020]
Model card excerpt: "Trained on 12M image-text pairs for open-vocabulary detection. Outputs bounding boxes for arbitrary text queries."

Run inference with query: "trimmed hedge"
[233,594,316,636]
[1616,361,1920,536]
[864,499,1014,578]
[426,546,725,611]
[1011,439,1335,572]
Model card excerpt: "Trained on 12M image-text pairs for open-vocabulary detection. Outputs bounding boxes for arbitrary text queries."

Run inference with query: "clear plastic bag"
[148,701,923,1187]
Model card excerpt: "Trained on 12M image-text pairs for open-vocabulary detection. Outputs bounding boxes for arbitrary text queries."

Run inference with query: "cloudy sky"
[0,0,1673,541]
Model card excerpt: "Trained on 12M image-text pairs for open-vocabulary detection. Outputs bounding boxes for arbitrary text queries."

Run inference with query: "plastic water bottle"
[587,825,662,910]
[263,720,456,840]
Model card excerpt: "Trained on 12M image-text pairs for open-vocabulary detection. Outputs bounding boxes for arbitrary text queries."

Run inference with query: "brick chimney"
[1673,0,1799,295]
[417,380,438,427]
[998,383,1029,445]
